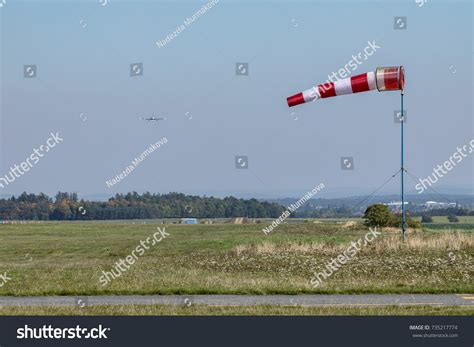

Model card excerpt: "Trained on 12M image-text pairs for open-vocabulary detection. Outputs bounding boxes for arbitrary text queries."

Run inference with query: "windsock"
[287,66,405,107]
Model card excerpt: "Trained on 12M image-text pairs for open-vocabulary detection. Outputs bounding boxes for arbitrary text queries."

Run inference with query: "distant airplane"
[139,116,166,121]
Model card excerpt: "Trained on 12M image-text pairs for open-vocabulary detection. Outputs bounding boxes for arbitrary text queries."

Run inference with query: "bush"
[408,219,421,229]
[364,204,420,229]
[421,215,433,223]
[447,214,459,223]
[389,213,420,229]
[363,204,392,227]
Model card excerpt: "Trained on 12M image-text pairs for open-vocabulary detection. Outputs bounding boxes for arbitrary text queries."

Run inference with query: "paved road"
[0,294,473,307]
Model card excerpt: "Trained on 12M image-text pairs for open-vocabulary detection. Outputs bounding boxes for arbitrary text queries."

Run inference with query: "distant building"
[384,201,408,212]
[385,201,409,206]
[424,201,456,209]
[181,218,198,224]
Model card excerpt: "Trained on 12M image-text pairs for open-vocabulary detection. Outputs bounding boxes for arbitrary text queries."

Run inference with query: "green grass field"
[0,221,472,296]
[429,216,474,224]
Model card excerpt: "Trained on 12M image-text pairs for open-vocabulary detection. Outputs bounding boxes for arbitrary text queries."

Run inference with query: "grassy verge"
[0,304,473,316]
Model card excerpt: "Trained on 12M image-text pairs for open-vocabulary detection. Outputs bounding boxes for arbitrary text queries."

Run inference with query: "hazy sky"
[1,0,472,199]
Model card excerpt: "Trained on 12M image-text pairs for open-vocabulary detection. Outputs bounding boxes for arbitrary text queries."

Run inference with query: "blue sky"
[0,0,472,198]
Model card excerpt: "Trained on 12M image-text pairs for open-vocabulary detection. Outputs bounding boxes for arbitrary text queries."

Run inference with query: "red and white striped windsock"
[287,66,405,107]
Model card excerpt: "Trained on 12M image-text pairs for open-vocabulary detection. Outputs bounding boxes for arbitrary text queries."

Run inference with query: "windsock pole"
[401,91,406,241]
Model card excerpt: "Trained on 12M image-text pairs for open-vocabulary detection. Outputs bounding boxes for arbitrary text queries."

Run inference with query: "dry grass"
[370,232,473,253]
[234,242,327,256]
[233,231,474,256]
[341,221,357,228]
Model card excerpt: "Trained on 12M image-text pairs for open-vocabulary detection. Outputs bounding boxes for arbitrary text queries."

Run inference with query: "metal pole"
[401,91,406,241]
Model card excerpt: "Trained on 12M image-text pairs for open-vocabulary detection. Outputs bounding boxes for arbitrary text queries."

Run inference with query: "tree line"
[0,192,286,220]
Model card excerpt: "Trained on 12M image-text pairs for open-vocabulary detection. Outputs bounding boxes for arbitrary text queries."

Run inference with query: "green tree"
[363,204,392,227]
